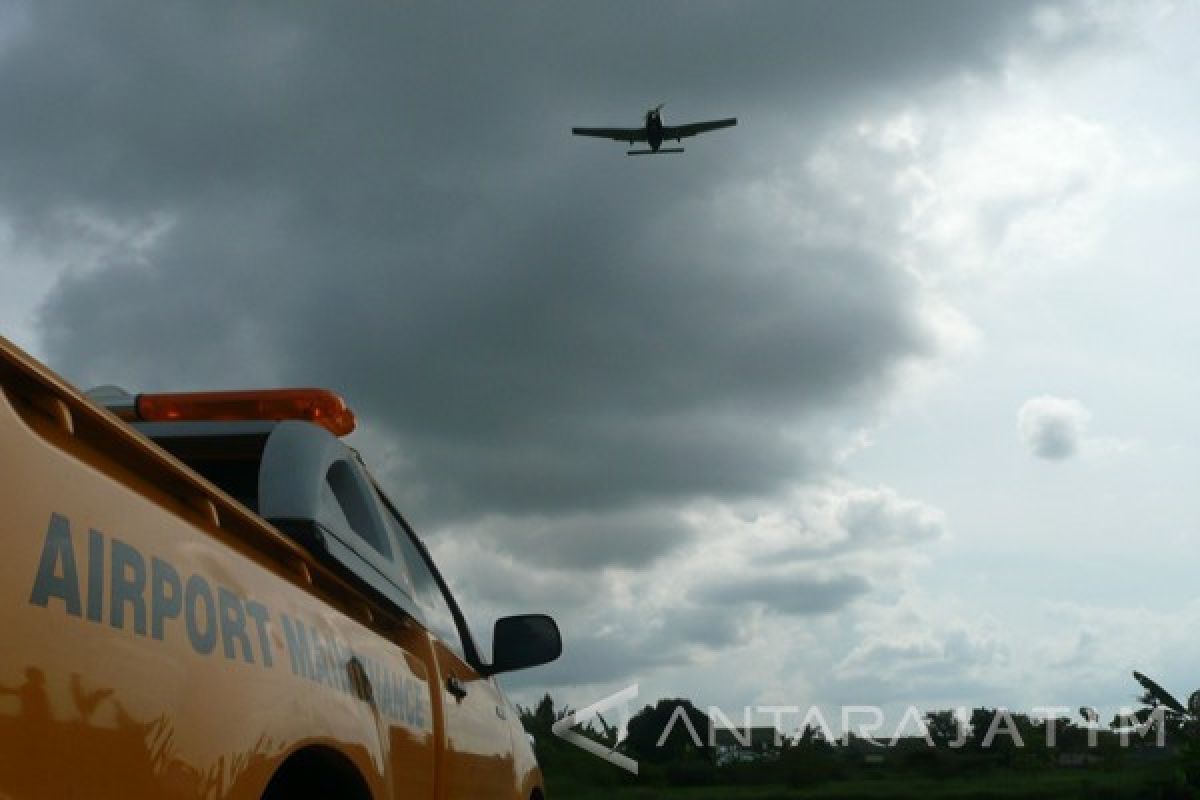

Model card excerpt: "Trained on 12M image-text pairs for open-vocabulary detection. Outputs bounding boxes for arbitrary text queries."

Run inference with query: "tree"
[518,693,615,748]
[794,723,830,750]
[623,698,713,764]
[924,710,963,749]
[967,708,1031,754]
[519,693,559,738]
[519,692,586,740]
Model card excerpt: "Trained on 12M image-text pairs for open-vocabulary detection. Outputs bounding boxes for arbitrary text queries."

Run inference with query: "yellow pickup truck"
[0,335,561,799]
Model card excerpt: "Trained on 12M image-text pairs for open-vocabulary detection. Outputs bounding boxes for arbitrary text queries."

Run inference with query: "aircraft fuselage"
[645,110,664,151]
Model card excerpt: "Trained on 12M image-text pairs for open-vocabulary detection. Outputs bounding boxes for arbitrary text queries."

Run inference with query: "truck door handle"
[446,675,468,701]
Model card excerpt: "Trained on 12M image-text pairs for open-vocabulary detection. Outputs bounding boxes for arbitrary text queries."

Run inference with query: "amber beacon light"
[135,388,357,436]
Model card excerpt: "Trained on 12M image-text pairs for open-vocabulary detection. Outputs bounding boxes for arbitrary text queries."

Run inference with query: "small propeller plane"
[572,104,737,155]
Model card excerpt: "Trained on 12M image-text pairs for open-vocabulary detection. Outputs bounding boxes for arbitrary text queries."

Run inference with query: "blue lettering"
[185,575,216,654]
[150,558,182,640]
[245,601,273,668]
[331,639,351,694]
[29,514,81,616]
[109,538,146,635]
[311,630,331,686]
[281,615,313,679]
[86,529,104,623]
[28,515,283,670]
[376,664,390,714]
[218,587,253,663]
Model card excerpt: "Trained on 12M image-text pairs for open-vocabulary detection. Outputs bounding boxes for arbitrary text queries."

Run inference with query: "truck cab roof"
[86,386,435,643]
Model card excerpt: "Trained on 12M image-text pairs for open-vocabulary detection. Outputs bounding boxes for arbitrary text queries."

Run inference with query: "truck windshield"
[381,506,467,661]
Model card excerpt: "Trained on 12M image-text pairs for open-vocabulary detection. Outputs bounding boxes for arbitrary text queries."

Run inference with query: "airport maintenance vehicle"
[0,334,561,799]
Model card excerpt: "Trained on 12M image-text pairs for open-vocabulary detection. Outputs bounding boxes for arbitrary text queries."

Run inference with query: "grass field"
[543,766,1186,799]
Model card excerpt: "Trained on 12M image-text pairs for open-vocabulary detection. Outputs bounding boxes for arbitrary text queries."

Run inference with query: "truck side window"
[383,511,465,659]
[326,461,392,559]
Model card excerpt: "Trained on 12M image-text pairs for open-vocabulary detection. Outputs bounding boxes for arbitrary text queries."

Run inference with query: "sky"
[2,0,1199,733]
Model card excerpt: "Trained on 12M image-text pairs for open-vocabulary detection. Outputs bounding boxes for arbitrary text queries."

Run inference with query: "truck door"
[429,639,516,800]
[386,516,516,800]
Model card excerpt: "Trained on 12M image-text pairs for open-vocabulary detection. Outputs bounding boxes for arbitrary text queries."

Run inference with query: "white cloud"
[815,101,1129,289]
[909,112,1121,277]
[1017,394,1091,460]
[439,480,949,695]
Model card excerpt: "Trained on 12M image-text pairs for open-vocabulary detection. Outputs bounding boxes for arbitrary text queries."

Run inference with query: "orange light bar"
[136,389,356,436]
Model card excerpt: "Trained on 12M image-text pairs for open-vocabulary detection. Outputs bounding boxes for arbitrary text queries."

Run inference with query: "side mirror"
[486,614,562,676]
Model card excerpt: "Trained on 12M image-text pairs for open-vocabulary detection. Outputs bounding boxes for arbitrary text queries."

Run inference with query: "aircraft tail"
[627,148,684,156]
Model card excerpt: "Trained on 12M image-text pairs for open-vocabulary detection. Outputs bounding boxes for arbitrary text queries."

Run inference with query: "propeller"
[645,103,664,121]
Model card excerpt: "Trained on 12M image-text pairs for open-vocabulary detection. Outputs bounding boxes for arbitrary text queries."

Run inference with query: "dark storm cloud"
[4,1,1051,527]
[336,237,920,517]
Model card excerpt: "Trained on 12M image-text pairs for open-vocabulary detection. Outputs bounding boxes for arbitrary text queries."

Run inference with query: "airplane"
[572,104,737,155]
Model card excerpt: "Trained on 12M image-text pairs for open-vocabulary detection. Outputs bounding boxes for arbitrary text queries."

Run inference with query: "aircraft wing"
[571,126,648,143]
[661,118,738,139]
